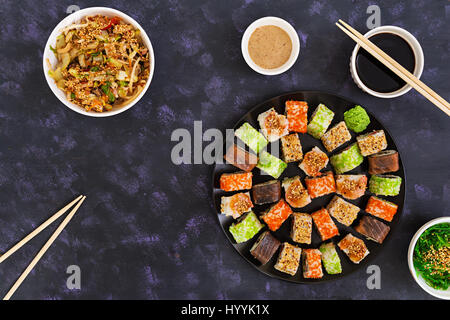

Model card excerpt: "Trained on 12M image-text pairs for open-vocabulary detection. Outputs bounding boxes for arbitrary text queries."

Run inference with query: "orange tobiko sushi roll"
[219,171,252,192]
[285,100,308,133]
[365,196,398,222]
[302,249,323,279]
[261,199,293,231]
[311,208,339,241]
[305,171,336,199]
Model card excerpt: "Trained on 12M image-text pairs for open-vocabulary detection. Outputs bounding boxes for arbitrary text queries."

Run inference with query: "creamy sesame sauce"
[248,25,292,69]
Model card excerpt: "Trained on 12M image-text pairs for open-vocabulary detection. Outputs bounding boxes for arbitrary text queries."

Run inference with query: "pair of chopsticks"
[336,20,450,117]
[1,195,86,300]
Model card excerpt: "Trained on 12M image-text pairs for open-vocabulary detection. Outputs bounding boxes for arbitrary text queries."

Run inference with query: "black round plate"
[212,90,405,283]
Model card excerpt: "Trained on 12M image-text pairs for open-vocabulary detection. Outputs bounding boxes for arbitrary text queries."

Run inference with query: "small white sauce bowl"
[407,216,450,300]
[43,7,155,117]
[241,17,300,76]
[350,25,424,99]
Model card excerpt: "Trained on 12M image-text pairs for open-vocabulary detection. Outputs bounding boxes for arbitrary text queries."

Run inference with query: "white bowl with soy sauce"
[350,26,424,98]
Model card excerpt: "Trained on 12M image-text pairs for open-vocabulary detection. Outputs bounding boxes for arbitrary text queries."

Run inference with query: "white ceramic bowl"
[350,25,424,98]
[43,7,155,117]
[241,17,300,76]
[407,216,450,300]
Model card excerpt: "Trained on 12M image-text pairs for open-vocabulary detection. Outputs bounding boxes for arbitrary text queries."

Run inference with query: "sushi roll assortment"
[234,122,268,153]
[256,151,287,179]
[307,104,334,139]
[305,171,336,199]
[218,99,403,281]
[355,216,390,244]
[330,143,364,174]
[335,174,367,200]
[299,146,329,177]
[282,176,311,208]
[229,211,264,244]
[338,233,369,264]
[311,208,339,241]
[250,231,281,265]
[356,130,388,157]
[274,242,302,276]
[365,196,398,222]
[252,180,281,205]
[319,242,342,275]
[261,199,293,231]
[220,171,253,191]
[257,108,289,142]
[224,143,258,172]
[280,133,303,163]
[302,249,323,279]
[326,195,359,226]
[321,121,351,152]
[220,192,254,219]
[291,213,312,244]
[368,150,399,175]
[285,100,308,133]
[368,174,402,196]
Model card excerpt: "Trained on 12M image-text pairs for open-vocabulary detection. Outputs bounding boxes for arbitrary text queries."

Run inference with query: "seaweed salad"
[413,223,450,290]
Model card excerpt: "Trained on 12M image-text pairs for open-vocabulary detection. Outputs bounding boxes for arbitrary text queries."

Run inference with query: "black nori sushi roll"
[250,231,281,265]
[252,180,281,205]
[368,150,399,175]
[355,216,390,244]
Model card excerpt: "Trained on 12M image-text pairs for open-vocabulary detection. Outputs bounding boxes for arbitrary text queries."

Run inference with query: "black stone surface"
[0,0,448,299]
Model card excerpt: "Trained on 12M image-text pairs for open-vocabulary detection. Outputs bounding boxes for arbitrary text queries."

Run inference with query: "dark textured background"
[0,0,448,300]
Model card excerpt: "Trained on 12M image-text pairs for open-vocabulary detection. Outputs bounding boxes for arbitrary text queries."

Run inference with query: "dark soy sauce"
[356,32,416,93]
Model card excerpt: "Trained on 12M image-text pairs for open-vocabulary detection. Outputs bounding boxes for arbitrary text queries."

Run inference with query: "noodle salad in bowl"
[43,7,154,117]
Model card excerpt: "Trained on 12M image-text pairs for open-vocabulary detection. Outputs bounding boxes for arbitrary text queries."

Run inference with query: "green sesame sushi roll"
[257,151,288,179]
[319,242,342,274]
[369,175,402,196]
[307,104,335,139]
[235,122,268,153]
[330,143,364,174]
[229,211,264,243]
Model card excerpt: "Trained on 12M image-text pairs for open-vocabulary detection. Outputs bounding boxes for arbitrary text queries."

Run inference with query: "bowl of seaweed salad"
[408,217,450,300]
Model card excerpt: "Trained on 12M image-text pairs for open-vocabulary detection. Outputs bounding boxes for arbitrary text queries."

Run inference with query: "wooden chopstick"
[3,196,86,300]
[0,195,83,264]
[336,20,450,117]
